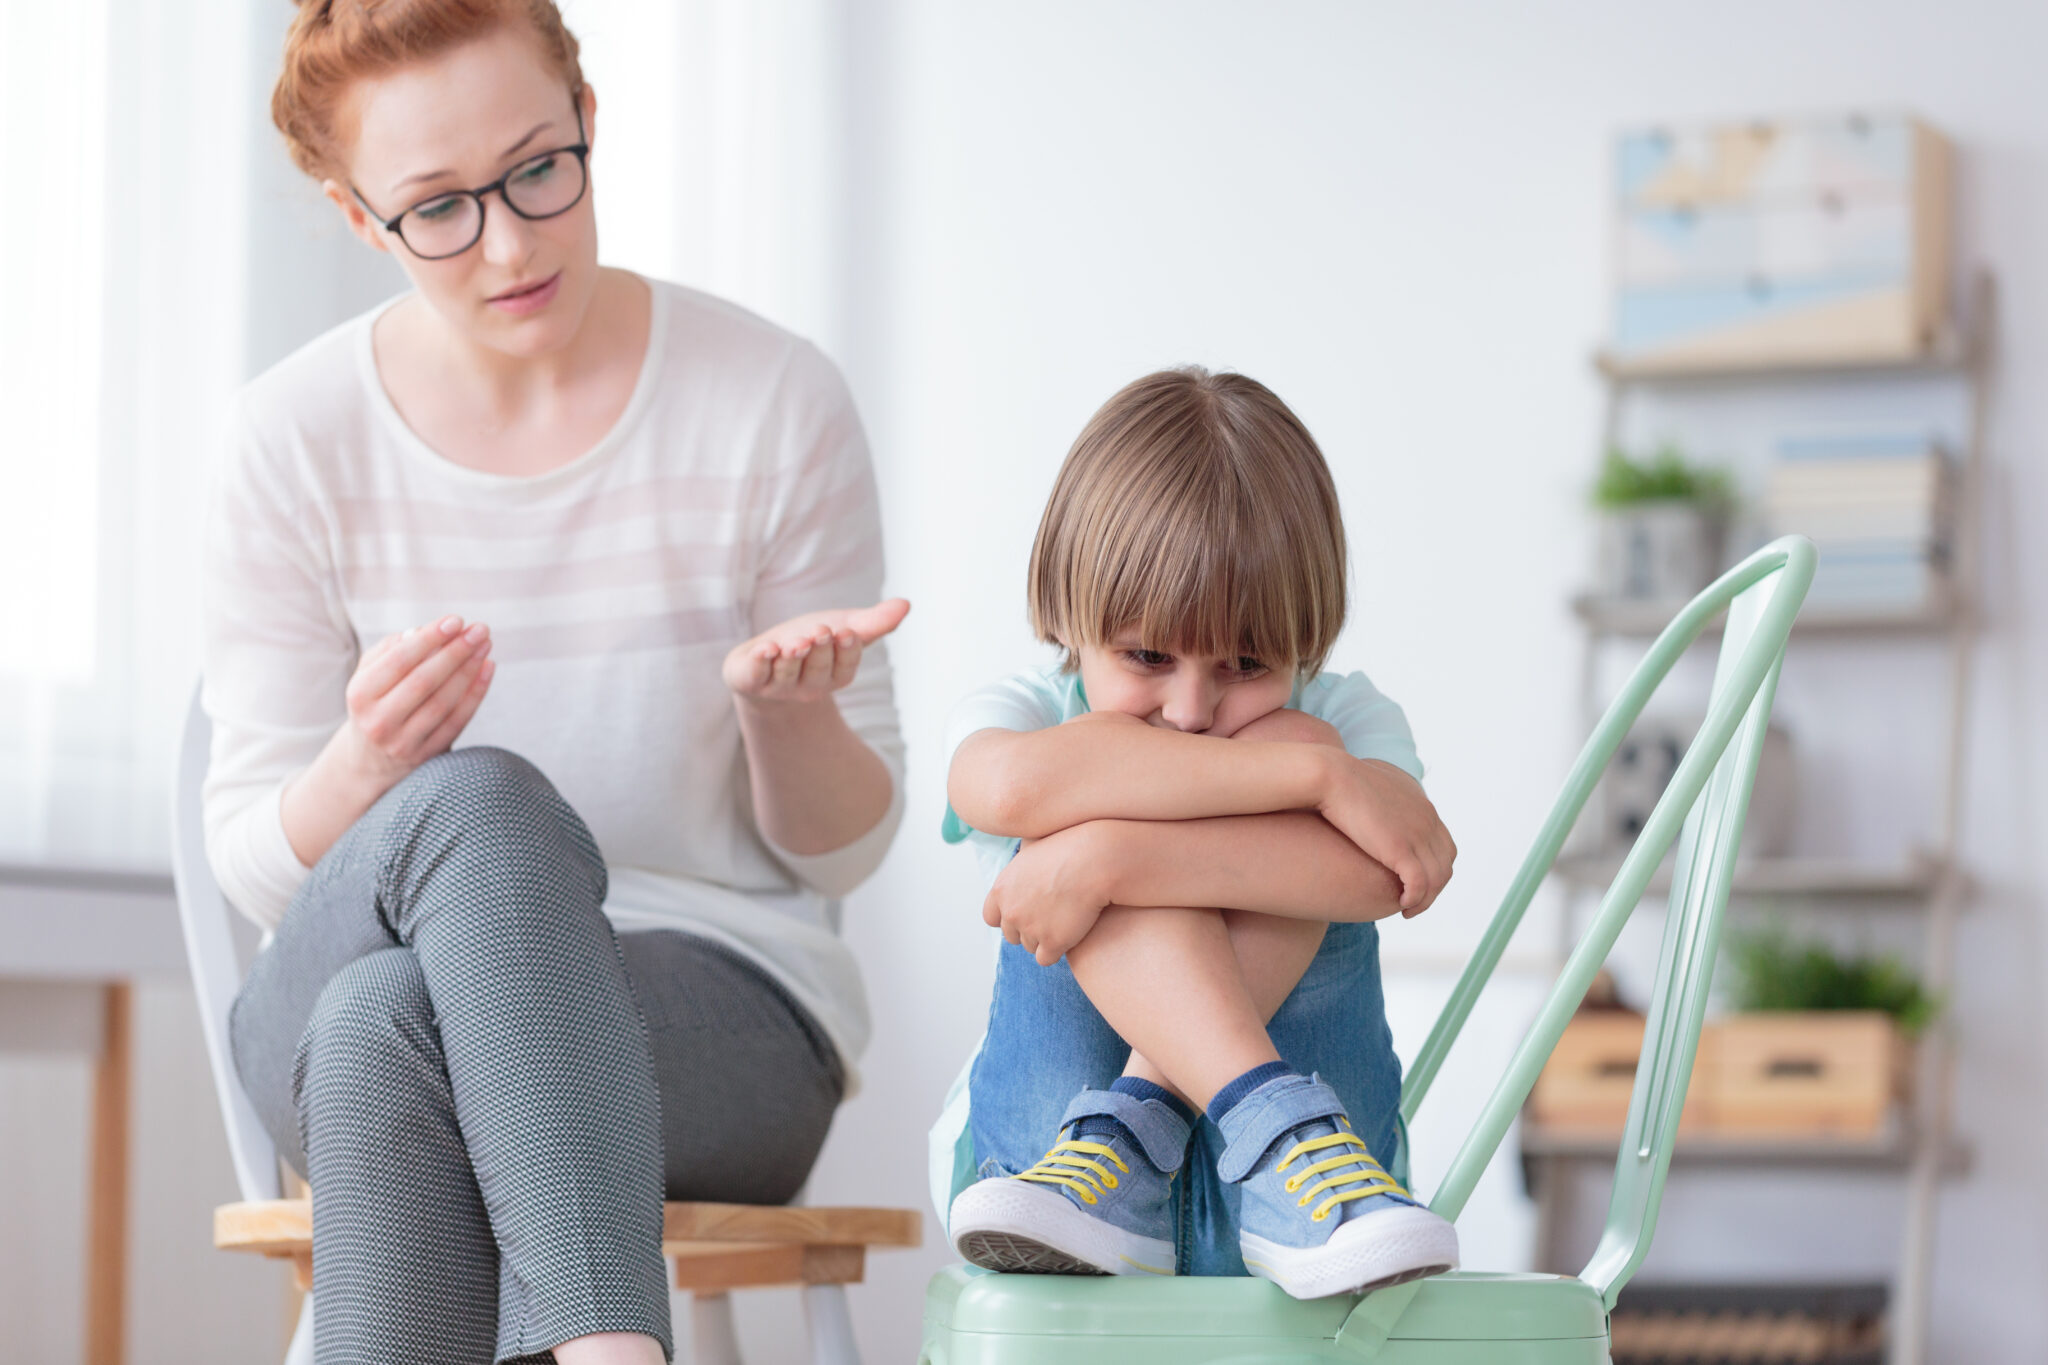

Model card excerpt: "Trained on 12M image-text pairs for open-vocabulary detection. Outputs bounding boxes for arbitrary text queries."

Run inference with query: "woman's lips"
[489,271,561,315]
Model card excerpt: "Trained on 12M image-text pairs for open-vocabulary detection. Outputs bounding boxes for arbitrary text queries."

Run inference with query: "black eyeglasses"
[352,107,590,261]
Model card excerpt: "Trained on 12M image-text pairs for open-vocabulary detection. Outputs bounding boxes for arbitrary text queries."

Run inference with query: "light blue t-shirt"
[926,663,1425,1221]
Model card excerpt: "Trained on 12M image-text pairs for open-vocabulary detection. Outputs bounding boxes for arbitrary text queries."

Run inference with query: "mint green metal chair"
[921,536,1817,1363]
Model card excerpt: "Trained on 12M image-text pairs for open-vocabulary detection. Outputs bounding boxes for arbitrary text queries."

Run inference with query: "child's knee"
[1233,707,1342,748]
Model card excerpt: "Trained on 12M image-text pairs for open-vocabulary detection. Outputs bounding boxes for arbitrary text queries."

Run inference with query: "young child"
[931,367,1461,1299]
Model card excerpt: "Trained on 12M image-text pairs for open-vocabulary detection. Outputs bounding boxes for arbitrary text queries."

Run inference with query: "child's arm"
[951,713,1449,903]
[948,711,1329,835]
[954,706,1454,911]
[983,812,1407,963]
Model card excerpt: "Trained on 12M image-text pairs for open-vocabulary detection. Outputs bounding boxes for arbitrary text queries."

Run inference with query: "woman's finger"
[729,644,776,694]
[768,644,806,691]
[829,631,862,688]
[419,658,495,758]
[351,616,464,706]
[796,629,838,689]
[845,597,910,644]
[392,647,489,757]
[377,627,487,731]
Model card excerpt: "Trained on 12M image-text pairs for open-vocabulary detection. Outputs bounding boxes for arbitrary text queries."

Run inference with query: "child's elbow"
[948,741,1039,837]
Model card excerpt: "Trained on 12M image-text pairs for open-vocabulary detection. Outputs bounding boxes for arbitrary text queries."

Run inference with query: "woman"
[204,4,905,1362]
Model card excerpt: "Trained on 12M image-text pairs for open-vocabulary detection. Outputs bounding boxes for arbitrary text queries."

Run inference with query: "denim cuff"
[1214,1072,1348,1184]
[1061,1087,1193,1174]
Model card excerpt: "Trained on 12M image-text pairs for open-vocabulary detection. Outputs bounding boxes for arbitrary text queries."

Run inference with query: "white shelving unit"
[1528,271,1994,1365]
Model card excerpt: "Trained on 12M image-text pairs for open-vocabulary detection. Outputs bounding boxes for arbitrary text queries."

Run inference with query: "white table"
[0,861,182,1365]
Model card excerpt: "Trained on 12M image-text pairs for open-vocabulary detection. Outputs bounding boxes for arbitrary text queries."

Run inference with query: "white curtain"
[570,0,853,353]
[0,0,253,865]
[0,0,851,868]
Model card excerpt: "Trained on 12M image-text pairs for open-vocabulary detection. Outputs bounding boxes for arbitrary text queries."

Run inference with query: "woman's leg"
[617,930,844,1204]
[231,747,670,1364]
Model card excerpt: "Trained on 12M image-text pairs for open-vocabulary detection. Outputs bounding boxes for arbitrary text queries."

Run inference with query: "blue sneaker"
[949,1087,1188,1277]
[1216,1072,1458,1299]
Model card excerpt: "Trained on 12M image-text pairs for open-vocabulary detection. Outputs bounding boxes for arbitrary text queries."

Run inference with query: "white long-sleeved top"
[201,278,903,1081]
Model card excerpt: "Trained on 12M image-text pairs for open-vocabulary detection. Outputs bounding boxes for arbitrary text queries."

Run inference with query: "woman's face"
[328,28,599,358]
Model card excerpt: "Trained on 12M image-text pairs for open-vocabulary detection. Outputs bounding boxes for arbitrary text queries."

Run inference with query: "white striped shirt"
[201,279,902,1077]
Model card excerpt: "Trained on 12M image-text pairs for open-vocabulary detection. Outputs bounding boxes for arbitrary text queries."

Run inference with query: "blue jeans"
[962,917,1405,1276]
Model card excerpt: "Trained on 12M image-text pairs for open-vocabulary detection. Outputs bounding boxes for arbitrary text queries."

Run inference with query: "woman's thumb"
[850,597,911,642]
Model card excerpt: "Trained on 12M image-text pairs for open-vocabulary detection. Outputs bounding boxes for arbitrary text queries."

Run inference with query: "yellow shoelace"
[1013,1139,1129,1206]
[1275,1124,1408,1223]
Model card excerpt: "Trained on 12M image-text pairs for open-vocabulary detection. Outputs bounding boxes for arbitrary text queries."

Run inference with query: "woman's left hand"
[723,598,911,703]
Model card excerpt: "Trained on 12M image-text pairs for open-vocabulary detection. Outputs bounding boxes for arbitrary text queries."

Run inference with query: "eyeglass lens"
[400,148,587,258]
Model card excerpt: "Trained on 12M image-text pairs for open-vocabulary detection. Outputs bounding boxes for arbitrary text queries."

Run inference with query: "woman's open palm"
[723,598,910,703]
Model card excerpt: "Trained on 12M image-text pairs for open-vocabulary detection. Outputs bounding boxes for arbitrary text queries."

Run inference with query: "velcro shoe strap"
[1059,1088,1192,1174]
[1215,1072,1349,1184]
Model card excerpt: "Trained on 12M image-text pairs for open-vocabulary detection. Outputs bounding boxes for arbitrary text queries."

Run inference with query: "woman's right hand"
[340,615,496,787]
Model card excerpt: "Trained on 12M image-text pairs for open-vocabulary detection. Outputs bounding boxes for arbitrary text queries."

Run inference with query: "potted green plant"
[1593,442,1734,600]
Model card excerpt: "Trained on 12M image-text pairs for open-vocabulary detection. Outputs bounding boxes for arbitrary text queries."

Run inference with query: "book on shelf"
[1765,428,1953,609]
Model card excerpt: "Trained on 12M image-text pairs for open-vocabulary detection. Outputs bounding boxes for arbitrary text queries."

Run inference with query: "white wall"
[790,4,2046,1363]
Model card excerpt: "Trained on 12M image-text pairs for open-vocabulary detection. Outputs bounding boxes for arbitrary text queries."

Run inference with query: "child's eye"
[1230,657,1269,678]
[1123,649,1173,669]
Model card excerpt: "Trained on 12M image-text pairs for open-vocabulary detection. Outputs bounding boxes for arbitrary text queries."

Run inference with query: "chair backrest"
[170,684,282,1203]
[1392,535,1816,1311]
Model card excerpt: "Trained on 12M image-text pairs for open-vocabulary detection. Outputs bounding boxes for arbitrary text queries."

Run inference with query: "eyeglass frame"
[349,103,591,261]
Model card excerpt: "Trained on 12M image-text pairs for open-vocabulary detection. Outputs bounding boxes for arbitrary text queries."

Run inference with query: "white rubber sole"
[1240,1205,1459,1300]
[949,1179,1177,1277]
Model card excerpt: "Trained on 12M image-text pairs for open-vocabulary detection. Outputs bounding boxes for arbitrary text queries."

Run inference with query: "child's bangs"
[1093,493,1337,675]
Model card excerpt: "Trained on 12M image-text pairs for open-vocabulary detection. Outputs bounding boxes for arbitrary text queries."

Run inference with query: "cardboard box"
[1528,1012,1714,1136]
[1707,1011,1908,1139]
[1611,112,1952,370]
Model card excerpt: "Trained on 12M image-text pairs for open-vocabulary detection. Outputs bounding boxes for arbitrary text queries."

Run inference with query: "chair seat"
[217,1198,921,1292]
[922,1265,1609,1363]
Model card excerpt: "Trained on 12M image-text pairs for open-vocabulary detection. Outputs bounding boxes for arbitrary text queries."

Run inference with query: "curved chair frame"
[1345,533,1817,1350]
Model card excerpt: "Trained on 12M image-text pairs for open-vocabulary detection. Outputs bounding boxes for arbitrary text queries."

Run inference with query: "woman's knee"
[293,949,440,1105]
[377,746,607,903]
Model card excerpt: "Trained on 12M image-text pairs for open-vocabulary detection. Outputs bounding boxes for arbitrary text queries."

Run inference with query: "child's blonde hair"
[1028,367,1348,676]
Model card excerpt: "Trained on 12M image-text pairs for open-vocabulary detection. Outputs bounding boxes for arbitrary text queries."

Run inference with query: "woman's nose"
[478,192,535,267]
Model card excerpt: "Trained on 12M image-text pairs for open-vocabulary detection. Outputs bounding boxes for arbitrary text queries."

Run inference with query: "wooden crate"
[1528,1012,1714,1136]
[1707,1011,1907,1139]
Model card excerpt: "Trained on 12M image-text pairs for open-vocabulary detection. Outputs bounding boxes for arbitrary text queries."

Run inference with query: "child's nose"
[1159,678,1217,733]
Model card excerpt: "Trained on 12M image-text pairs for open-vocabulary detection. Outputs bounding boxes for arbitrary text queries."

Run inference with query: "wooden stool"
[216,1197,921,1364]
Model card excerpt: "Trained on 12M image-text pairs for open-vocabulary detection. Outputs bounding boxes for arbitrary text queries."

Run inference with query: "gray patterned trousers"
[229,747,844,1364]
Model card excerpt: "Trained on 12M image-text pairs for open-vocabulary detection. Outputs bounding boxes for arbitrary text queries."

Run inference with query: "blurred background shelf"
[1551,851,1953,900]
[1520,1121,1969,1174]
[1571,589,1959,638]
[1594,326,1972,384]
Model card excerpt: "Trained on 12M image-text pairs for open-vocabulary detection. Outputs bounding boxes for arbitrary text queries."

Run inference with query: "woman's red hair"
[273,0,585,180]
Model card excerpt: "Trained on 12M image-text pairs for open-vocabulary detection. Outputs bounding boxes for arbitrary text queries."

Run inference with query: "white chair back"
[170,685,282,1203]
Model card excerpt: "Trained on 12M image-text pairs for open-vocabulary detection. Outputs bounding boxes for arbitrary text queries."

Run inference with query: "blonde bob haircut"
[1028,367,1348,677]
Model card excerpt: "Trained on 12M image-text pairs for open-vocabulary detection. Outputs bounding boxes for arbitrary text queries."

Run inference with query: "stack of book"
[1766,431,1952,610]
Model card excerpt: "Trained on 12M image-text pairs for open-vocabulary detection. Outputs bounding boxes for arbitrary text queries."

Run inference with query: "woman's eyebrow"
[390,121,557,194]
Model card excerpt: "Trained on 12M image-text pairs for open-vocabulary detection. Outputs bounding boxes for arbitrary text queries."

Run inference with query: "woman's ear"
[323,180,392,255]
[579,84,597,148]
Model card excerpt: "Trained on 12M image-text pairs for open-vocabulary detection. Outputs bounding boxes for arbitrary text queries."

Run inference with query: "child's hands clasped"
[722,598,910,703]
[983,824,1115,965]
[1317,755,1457,915]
